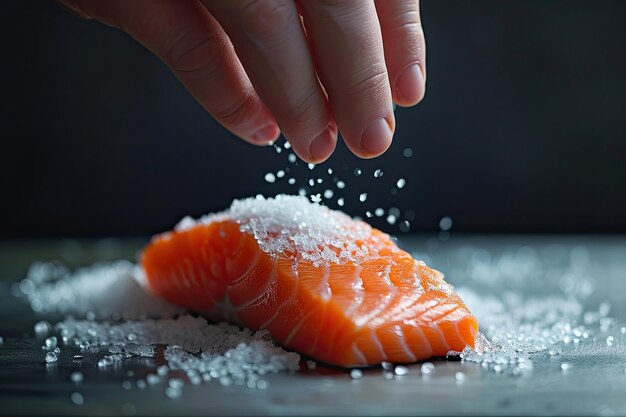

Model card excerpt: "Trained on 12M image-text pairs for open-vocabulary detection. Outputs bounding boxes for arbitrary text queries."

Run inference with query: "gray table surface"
[1,235,626,416]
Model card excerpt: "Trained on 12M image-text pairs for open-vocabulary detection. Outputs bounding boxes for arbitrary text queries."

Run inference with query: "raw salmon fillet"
[141,195,478,367]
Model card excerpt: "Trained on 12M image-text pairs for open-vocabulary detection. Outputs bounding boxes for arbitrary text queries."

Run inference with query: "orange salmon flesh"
[141,213,478,367]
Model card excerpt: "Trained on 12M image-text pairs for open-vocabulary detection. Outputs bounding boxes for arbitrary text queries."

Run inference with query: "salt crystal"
[359,193,368,202]
[256,380,268,389]
[34,321,50,336]
[386,215,397,225]
[399,221,410,233]
[45,352,57,364]
[316,178,323,184]
[327,168,333,174]
[337,198,344,207]
[45,336,57,350]
[560,362,572,371]
[323,189,334,199]
[288,153,297,163]
[606,336,614,346]
[336,181,345,189]
[165,387,182,399]
[381,361,393,371]
[146,374,160,385]
[350,369,363,379]
[288,178,296,185]
[310,194,322,204]
[454,371,465,382]
[396,178,406,189]
[439,217,453,231]
[308,179,315,186]
[70,392,84,405]
[374,208,384,217]
[548,345,562,356]
[308,163,315,170]
[157,365,169,376]
[403,148,413,157]
[374,169,383,178]
[264,173,276,184]
[71,371,85,383]
[283,141,291,149]
[276,170,285,178]
[394,366,408,376]
[421,362,435,374]
[354,168,362,176]
[168,378,184,389]
[298,188,306,196]
[122,380,132,390]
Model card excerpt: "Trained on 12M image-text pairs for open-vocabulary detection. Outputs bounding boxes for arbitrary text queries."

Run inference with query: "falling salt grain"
[399,220,411,233]
[310,194,322,204]
[374,169,383,178]
[350,369,363,380]
[396,178,406,189]
[70,371,83,383]
[288,178,296,185]
[606,336,614,346]
[70,392,84,405]
[264,173,276,184]
[308,179,315,186]
[359,193,368,202]
[45,352,57,364]
[336,181,345,189]
[276,170,285,178]
[386,215,397,225]
[439,216,453,231]
[34,321,50,336]
[316,178,323,184]
[288,153,297,163]
[421,362,435,375]
[337,198,345,207]
[323,189,334,199]
[394,366,408,376]
[403,147,413,158]
[308,163,315,170]
[354,168,362,176]
[327,168,333,174]
[283,141,291,149]
[454,372,465,382]
[560,363,572,372]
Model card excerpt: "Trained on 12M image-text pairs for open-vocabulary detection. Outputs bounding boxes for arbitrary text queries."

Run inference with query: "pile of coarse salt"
[176,194,384,267]
[16,258,301,398]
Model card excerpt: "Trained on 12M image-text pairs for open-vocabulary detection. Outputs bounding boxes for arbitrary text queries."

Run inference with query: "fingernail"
[395,64,424,105]
[309,126,336,162]
[361,118,393,156]
[252,124,280,144]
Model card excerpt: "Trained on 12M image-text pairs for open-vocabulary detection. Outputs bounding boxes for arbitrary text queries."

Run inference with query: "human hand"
[58,0,426,163]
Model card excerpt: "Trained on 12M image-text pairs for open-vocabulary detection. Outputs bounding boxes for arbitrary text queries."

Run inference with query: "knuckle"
[284,87,322,127]
[238,0,295,41]
[315,0,368,21]
[213,94,259,127]
[344,64,389,99]
[166,32,224,74]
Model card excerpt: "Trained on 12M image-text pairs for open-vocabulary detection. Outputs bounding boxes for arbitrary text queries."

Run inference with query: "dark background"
[1,1,625,238]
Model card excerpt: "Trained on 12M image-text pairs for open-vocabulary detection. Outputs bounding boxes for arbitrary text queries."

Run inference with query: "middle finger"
[203,0,336,163]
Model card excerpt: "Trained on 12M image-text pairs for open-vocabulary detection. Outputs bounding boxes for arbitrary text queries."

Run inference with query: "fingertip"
[359,117,394,158]
[250,123,281,145]
[308,125,338,163]
[394,64,426,107]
